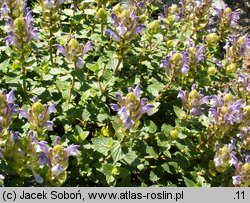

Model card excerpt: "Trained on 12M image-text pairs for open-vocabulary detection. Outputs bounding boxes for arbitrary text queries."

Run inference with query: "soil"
[225,0,250,36]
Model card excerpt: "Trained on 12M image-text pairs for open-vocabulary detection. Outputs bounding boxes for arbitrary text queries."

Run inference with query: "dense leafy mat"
[0,0,250,186]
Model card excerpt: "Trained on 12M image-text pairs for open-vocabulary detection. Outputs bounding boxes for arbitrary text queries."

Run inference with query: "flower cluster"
[238,126,250,150]
[0,89,18,132]
[223,34,250,74]
[42,0,65,10]
[105,9,145,42]
[55,37,92,69]
[185,39,206,68]
[161,39,205,78]
[0,0,25,18]
[36,136,79,186]
[110,83,154,130]
[213,139,237,173]
[159,4,180,23]
[4,8,39,54]
[232,156,250,186]
[214,6,239,39]
[238,74,250,102]
[207,93,249,140]
[209,96,246,125]
[40,0,66,32]
[18,97,56,139]
[161,51,189,77]
[181,0,212,31]
[178,84,210,116]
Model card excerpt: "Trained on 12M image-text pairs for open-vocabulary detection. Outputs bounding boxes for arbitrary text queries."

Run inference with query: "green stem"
[69,62,77,102]
[114,58,122,75]
[101,23,104,36]
[49,11,55,69]
[21,54,27,94]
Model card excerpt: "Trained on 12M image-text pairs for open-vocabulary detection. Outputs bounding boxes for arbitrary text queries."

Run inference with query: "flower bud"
[0,93,6,109]
[189,89,199,100]
[14,17,25,32]
[242,163,250,173]
[189,47,196,55]
[189,13,195,21]
[68,38,80,51]
[224,7,232,15]
[148,20,160,35]
[125,92,138,107]
[113,3,122,14]
[32,102,45,118]
[171,53,183,63]
[244,105,250,115]
[226,63,237,73]
[169,4,179,14]
[96,8,108,23]
[111,167,119,175]
[208,66,217,75]
[120,10,130,19]
[170,129,178,140]
[166,40,174,48]
[206,33,219,44]
[237,36,245,47]
[224,93,233,103]
[221,106,228,114]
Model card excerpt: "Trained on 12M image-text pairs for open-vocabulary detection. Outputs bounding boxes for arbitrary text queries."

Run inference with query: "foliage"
[0,0,250,186]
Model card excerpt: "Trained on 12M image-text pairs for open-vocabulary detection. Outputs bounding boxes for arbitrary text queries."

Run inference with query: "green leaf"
[173,106,186,119]
[161,124,173,134]
[31,87,46,95]
[147,81,165,97]
[146,146,158,159]
[144,120,157,133]
[149,170,160,182]
[123,149,138,165]
[183,177,196,187]
[74,125,89,142]
[63,9,74,16]
[111,141,125,163]
[92,136,113,156]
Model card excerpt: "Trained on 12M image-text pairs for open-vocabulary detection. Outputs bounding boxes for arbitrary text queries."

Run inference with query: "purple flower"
[230,12,240,28]
[214,157,223,167]
[178,85,210,116]
[52,164,64,176]
[18,98,56,137]
[65,144,80,158]
[232,175,241,186]
[4,8,39,49]
[55,39,92,68]
[224,100,245,125]
[106,10,145,42]
[110,83,154,130]
[0,89,18,130]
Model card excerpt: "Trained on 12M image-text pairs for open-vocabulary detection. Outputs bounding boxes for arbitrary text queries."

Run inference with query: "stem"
[114,58,122,75]
[69,76,75,103]
[21,54,27,94]
[49,11,55,69]
[101,23,104,36]
[69,62,77,102]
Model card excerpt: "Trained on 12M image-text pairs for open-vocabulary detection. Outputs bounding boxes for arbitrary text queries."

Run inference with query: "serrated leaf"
[63,9,74,16]
[173,106,186,119]
[92,136,113,156]
[111,141,125,163]
[32,87,46,95]
[183,177,196,187]
[149,170,160,182]
[74,125,88,141]
[122,149,138,165]
[147,81,165,97]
